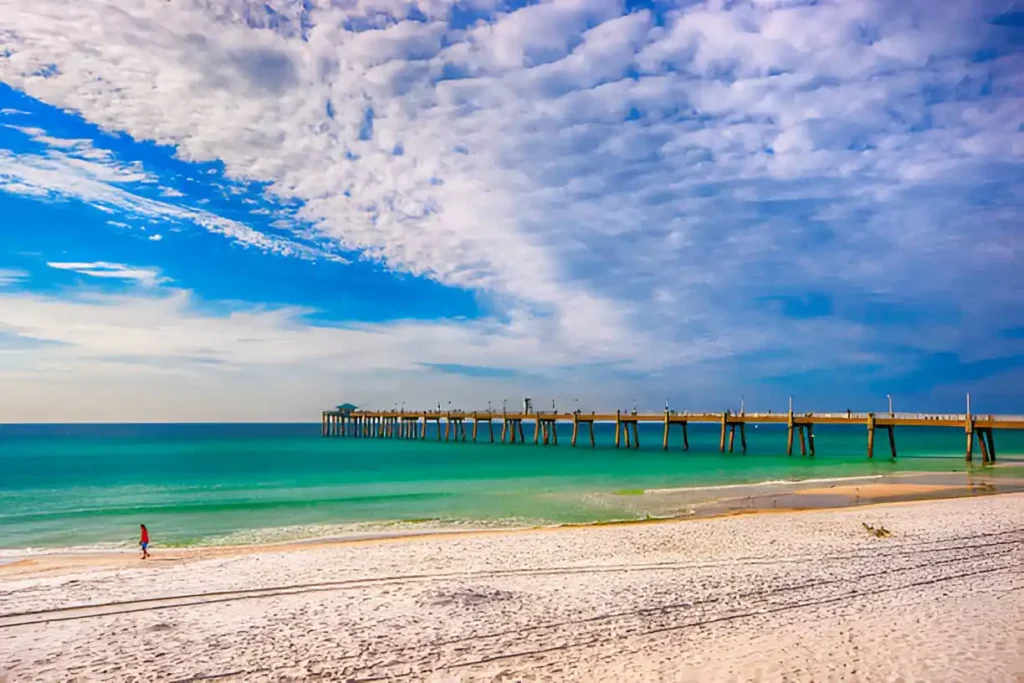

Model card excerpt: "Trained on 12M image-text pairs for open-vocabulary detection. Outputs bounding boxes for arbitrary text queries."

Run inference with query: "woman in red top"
[140,524,150,560]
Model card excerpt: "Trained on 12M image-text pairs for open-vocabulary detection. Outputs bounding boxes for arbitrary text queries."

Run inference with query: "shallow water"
[1,422,1021,550]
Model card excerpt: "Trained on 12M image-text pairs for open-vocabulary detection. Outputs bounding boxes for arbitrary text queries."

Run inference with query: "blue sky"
[0,0,1021,421]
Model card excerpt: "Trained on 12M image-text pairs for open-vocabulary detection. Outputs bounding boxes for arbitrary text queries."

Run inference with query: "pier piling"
[867,413,875,458]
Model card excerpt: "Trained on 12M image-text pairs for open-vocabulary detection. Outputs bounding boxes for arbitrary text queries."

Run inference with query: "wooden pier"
[321,403,1023,463]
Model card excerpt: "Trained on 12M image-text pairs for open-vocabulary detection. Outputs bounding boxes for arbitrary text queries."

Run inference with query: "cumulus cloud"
[0,0,1022,414]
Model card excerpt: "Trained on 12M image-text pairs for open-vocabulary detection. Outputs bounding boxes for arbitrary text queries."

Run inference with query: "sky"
[0,0,1022,422]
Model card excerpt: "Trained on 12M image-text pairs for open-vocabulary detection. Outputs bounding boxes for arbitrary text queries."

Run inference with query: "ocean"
[2,422,1021,552]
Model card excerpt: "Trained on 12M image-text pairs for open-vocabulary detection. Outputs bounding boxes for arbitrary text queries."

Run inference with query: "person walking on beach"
[140,524,150,560]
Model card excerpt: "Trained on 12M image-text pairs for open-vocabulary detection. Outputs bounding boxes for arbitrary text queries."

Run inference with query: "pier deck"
[321,408,1023,463]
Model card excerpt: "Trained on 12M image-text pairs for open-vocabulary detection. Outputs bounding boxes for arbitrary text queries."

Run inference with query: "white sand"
[1,494,1022,682]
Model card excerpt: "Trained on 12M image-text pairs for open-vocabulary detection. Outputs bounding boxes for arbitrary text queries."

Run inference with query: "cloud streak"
[47,261,167,286]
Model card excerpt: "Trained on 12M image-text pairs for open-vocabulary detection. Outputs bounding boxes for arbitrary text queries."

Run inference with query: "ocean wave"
[0,490,457,522]
[643,474,888,495]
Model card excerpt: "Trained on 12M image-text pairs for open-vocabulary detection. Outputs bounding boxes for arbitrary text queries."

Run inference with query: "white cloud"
[0,268,29,286]
[0,147,346,262]
[149,234,164,241]
[46,261,167,286]
[0,280,877,421]
[0,0,1021,413]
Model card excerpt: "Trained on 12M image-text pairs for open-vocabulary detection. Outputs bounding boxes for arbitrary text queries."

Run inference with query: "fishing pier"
[321,399,1022,463]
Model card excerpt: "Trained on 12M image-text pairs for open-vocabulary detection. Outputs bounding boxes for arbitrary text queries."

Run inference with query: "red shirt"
[141,528,149,544]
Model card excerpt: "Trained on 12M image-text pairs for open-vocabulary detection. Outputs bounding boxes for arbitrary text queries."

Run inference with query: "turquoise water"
[1,422,1021,550]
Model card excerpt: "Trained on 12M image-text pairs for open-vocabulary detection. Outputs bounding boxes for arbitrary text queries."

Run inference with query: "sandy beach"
[0,493,1021,681]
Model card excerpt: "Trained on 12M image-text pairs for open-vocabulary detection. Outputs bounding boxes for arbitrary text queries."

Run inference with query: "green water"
[1,422,1020,551]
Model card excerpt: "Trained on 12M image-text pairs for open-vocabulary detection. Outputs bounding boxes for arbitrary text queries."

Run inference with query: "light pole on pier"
[887,394,893,416]
[740,395,745,415]
[632,398,637,415]
[788,396,793,414]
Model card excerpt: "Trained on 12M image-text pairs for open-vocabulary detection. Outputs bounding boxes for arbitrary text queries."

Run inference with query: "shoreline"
[3,469,1021,579]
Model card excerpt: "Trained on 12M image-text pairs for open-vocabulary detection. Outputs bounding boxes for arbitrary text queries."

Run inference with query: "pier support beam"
[534,417,541,445]
[887,425,897,458]
[867,413,875,459]
[798,424,807,456]
[472,417,479,442]
[572,415,579,447]
[615,410,622,449]
[682,422,689,451]
[518,420,525,443]
[631,421,639,449]
[501,419,508,443]
[806,423,814,457]
[986,429,996,463]
[740,423,748,454]
[623,422,631,448]
[728,423,736,453]
[589,421,596,448]
[786,412,794,456]
[489,420,495,443]
[663,411,670,450]
[965,395,974,462]
[720,413,728,453]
